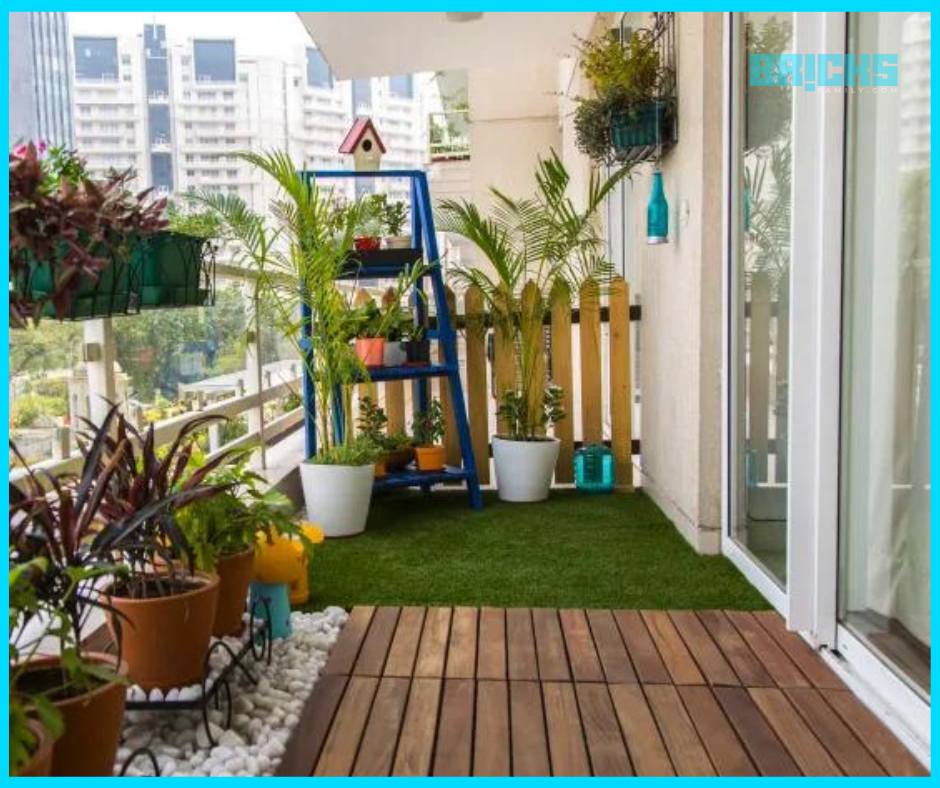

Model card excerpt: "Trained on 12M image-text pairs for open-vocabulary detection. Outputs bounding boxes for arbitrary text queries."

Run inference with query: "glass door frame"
[722,11,930,753]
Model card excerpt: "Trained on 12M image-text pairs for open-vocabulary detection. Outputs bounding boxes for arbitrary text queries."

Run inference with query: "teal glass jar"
[574,444,615,493]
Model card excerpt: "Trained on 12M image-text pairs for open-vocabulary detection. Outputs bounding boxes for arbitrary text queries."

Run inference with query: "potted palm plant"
[412,398,446,472]
[177,449,311,636]
[201,151,382,537]
[438,151,628,501]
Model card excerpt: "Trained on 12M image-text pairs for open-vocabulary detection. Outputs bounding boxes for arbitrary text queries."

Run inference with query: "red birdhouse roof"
[338,117,387,154]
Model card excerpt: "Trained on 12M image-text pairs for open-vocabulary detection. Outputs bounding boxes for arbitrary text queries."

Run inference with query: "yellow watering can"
[253,523,324,605]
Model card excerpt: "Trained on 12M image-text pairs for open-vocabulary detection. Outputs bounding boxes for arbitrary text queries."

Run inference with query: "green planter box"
[141,231,214,310]
[610,100,675,158]
[12,240,146,321]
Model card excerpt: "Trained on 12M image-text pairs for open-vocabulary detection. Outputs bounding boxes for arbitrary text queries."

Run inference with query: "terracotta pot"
[415,445,446,472]
[385,447,416,471]
[17,653,125,777]
[354,236,381,251]
[354,337,385,367]
[213,549,256,637]
[106,572,219,691]
[374,459,387,477]
[16,719,54,777]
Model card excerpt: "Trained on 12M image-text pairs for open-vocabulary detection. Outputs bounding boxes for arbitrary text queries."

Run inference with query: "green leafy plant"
[383,199,409,236]
[382,432,416,451]
[412,399,445,447]
[310,437,383,467]
[166,198,227,240]
[357,397,388,445]
[438,151,626,439]
[497,384,566,442]
[177,448,308,572]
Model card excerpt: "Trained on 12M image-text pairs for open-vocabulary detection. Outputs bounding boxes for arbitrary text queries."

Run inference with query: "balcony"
[429,110,470,161]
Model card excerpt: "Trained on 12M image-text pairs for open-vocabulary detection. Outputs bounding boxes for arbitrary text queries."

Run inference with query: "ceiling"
[295,12,596,79]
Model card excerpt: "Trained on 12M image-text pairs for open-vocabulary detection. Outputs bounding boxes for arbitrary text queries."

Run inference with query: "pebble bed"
[115,607,348,777]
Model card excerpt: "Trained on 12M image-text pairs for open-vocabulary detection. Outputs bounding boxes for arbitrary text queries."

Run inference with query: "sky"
[69,12,312,59]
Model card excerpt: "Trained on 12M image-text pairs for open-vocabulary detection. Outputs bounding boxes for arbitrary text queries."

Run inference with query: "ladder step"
[337,248,431,280]
[357,363,457,383]
[374,466,474,492]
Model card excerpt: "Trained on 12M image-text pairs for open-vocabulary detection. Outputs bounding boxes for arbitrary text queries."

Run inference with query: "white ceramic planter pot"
[385,235,412,249]
[492,436,560,503]
[383,340,407,367]
[300,462,374,537]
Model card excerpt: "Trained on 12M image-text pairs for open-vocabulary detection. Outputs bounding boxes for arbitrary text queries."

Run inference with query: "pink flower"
[37,140,48,153]
[13,144,27,157]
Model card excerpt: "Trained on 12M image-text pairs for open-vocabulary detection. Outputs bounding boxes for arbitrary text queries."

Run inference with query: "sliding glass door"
[839,12,931,699]
[729,12,794,589]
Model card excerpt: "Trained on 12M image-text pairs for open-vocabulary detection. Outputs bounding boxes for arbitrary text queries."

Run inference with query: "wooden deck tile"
[609,683,675,776]
[542,682,591,776]
[322,606,374,675]
[445,606,478,679]
[283,607,923,778]
[383,606,425,677]
[353,606,400,676]
[477,607,507,680]
[586,609,637,683]
[640,610,704,685]
[679,685,756,776]
[697,610,774,686]
[352,677,411,776]
[559,609,605,682]
[575,683,633,776]
[509,680,551,776]
[473,681,510,776]
[391,678,442,776]
[432,678,475,776]
[506,608,539,680]
[670,610,739,686]
[532,608,571,681]
[644,684,715,776]
[615,610,671,682]
[414,606,451,677]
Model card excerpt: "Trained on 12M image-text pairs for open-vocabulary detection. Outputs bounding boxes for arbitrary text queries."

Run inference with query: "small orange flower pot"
[374,459,387,477]
[354,338,385,367]
[415,445,446,472]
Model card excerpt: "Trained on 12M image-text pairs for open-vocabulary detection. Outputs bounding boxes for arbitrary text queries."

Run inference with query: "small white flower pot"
[492,436,560,503]
[383,340,407,367]
[300,462,374,537]
[385,235,412,249]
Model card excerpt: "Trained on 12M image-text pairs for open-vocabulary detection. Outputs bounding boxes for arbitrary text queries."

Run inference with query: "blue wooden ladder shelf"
[300,169,483,510]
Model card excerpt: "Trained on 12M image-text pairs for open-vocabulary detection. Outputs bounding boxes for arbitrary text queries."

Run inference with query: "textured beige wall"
[626,12,725,552]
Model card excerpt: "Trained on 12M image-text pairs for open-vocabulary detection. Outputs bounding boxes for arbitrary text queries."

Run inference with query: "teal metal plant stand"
[299,169,483,510]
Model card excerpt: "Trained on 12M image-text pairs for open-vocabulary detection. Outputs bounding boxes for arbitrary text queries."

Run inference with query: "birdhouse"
[339,117,386,171]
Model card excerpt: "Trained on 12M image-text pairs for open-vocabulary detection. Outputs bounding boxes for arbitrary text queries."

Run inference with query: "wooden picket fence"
[355,275,636,491]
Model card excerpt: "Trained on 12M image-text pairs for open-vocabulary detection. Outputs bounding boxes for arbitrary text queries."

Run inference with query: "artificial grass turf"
[305,488,770,611]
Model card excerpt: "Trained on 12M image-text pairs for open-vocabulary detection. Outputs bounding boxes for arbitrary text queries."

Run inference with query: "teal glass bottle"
[647,168,669,245]
[574,444,615,493]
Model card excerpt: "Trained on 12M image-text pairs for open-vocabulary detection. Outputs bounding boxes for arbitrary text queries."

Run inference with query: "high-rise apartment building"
[69,22,435,210]
[9,12,75,147]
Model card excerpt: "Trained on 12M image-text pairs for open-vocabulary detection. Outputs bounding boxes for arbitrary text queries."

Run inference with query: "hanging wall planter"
[141,231,216,310]
[610,98,676,161]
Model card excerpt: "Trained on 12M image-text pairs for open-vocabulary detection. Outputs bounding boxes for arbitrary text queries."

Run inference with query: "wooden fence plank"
[464,285,490,483]
[414,606,452,678]
[579,278,603,444]
[521,280,546,435]
[543,682,591,776]
[749,272,771,482]
[392,678,442,776]
[474,680,510,776]
[559,609,605,682]
[314,676,379,776]
[353,289,378,408]
[477,607,507,680]
[609,684,675,776]
[440,286,461,467]
[509,680,551,776]
[353,606,401,676]
[644,684,716,776]
[493,286,516,436]
[550,281,575,482]
[353,676,411,776]
[532,608,570,682]
[679,685,757,776]
[445,606,479,679]
[575,683,634,776]
[383,606,426,677]
[382,287,405,433]
[324,606,376,676]
[608,276,633,490]
[506,608,539,680]
[432,678,475,776]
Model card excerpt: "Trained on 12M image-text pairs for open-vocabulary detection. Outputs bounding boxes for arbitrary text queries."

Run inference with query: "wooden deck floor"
[278,607,927,777]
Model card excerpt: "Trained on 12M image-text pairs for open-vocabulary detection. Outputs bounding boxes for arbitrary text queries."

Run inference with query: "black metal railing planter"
[9,231,217,324]
[610,12,678,165]
[122,599,272,753]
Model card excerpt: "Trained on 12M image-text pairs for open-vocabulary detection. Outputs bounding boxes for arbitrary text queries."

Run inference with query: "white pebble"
[127,684,146,702]
[148,688,164,703]
[165,688,180,702]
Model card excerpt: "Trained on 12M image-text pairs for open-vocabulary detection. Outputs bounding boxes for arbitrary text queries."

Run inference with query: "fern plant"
[437,151,628,440]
